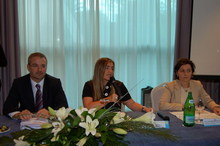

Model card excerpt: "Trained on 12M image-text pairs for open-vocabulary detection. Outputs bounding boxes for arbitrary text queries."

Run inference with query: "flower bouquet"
[1,107,177,146]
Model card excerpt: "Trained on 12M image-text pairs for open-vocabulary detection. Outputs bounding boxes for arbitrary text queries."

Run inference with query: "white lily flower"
[111,112,126,124]
[132,111,156,126]
[111,112,127,124]
[56,107,71,120]
[14,136,30,146]
[51,120,65,137]
[79,116,99,136]
[75,107,89,121]
[88,108,97,117]
[76,137,88,146]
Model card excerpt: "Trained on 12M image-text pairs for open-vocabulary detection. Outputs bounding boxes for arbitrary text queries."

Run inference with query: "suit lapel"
[189,80,197,100]
[174,80,181,103]
[42,75,48,106]
[24,76,35,108]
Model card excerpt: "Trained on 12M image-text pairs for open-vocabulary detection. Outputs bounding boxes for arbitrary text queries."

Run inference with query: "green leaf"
[10,129,32,139]
[98,112,116,126]
[102,130,128,146]
[112,121,178,141]
[95,108,116,119]
[101,132,107,144]
[24,128,53,143]
[98,123,108,132]
[68,127,85,141]
[72,116,81,127]
[81,110,89,117]
[69,109,78,117]
[64,116,75,128]
[94,109,108,119]
[48,106,56,116]
[0,136,14,145]
[84,135,99,146]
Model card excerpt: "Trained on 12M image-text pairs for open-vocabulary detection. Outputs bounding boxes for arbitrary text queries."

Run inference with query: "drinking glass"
[196,99,205,124]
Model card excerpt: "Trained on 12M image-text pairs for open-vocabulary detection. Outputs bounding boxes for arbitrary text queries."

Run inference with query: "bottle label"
[185,116,195,123]
[189,100,194,104]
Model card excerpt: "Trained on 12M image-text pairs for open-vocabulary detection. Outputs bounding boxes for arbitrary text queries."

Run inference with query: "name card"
[155,121,169,128]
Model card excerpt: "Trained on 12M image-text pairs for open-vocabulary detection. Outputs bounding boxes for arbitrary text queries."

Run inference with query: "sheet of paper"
[170,110,220,121]
[203,118,220,127]
[20,118,49,129]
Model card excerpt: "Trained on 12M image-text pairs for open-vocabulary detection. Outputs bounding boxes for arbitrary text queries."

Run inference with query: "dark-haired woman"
[159,58,220,115]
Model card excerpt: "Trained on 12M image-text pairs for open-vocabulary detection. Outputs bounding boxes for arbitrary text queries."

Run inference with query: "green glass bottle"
[183,92,195,127]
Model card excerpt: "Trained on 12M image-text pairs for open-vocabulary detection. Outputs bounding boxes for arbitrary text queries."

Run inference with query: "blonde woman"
[82,57,152,112]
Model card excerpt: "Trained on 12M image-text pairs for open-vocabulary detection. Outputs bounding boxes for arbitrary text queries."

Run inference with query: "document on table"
[20,118,49,129]
[170,110,220,126]
[170,110,220,120]
[203,118,220,127]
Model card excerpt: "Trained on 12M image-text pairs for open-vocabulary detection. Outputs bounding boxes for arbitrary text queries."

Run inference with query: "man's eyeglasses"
[29,64,47,69]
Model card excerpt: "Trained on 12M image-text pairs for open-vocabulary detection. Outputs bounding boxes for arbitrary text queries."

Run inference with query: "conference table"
[1,111,220,146]
[126,111,220,146]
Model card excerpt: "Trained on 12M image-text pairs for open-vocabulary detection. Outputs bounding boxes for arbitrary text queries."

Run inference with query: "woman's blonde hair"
[92,58,115,101]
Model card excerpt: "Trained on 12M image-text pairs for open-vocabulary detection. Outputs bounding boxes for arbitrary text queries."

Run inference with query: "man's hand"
[35,108,50,119]
[13,109,33,120]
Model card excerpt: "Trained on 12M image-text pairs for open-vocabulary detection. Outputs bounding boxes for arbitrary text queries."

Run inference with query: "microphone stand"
[110,76,123,98]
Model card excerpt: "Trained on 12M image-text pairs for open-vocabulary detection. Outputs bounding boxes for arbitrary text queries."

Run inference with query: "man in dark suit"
[3,52,68,120]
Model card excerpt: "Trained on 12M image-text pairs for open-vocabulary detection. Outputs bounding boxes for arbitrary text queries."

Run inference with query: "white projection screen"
[190,0,220,76]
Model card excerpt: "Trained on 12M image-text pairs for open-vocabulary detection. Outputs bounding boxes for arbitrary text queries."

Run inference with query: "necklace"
[180,82,190,92]
[183,88,189,92]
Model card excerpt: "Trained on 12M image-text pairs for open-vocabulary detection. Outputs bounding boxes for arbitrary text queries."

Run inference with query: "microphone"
[157,112,170,121]
[110,76,123,98]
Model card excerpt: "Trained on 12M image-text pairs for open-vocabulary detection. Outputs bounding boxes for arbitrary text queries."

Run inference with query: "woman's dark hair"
[174,58,195,79]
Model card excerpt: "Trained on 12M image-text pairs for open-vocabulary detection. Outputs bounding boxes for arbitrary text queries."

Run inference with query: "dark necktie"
[35,84,43,110]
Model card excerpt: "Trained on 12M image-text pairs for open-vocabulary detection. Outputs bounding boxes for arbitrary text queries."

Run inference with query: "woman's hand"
[124,99,153,112]
[213,106,220,115]
[107,93,119,102]
[142,106,153,112]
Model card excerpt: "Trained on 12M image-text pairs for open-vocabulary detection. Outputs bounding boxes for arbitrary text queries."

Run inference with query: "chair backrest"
[151,82,167,112]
